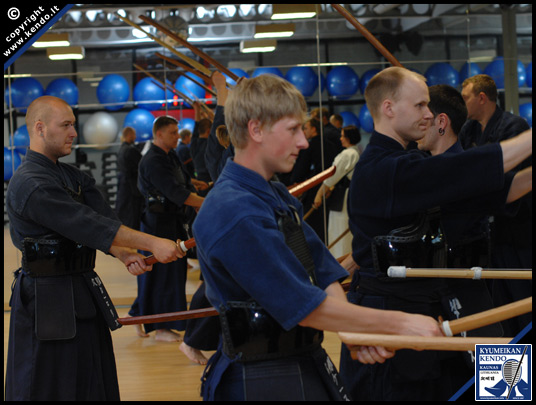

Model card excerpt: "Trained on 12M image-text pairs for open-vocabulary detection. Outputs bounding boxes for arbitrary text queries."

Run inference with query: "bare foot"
[134,324,150,338]
[155,329,182,342]
[179,341,208,365]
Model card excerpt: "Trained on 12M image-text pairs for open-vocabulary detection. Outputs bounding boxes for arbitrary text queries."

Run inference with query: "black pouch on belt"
[35,277,76,340]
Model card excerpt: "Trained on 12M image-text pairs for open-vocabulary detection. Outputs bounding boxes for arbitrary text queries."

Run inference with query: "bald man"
[5,96,184,401]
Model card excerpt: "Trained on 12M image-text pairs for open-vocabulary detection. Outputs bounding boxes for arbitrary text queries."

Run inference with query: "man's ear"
[381,99,394,118]
[247,119,263,143]
[437,113,449,130]
[35,121,45,137]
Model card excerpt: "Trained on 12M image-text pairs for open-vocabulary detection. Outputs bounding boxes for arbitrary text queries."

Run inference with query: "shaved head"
[25,96,71,136]
[25,96,77,161]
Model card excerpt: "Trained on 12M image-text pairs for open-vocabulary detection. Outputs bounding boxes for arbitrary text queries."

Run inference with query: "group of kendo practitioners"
[5,66,531,401]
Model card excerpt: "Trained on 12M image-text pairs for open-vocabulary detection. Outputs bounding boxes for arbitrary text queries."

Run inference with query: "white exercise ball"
[83,112,119,149]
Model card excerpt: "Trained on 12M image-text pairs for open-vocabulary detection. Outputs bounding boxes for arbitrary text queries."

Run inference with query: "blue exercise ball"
[285,66,318,98]
[10,125,30,155]
[251,67,284,79]
[484,57,526,89]
[359,69,381,94]
[459,62,483,83]
[326,66,359,99]
[175,72,206,109]
[425,63,459,87]
[134,77,166,111]
[4,147,22,181]
[5,77,44,112]
[45,78,79,106]
[224,68,249,86]
[339,111,360,129]
[97,74,130,111]
[519,102,532,127]
[358,104,374,133]
[178,118,196,132]
[526,62,532,88]
[124,109,155,142]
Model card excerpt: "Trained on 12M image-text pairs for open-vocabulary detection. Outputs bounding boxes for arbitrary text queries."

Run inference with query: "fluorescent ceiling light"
[47,46,85,60]
[254,23,295,39]
[240,39,277,53]
[271,4,317,20]
[32,33,70,48]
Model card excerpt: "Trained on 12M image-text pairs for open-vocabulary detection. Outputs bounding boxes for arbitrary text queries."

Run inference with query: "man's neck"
[477,103,497,132]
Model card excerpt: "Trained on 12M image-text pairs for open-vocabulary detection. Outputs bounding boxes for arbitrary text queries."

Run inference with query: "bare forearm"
[299,283,442,337]
[184,192,204,208]
[111,225,158,252]
[501,128,532,172]
[507,166,532,203]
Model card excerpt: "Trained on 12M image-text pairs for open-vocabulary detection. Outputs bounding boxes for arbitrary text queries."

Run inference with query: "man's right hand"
[153,238,185,263]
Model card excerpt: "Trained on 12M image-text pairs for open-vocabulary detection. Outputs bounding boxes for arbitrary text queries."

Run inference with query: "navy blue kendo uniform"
[205,105,234,182]
[193,159,350,401]
[129,143,196,333]
[5,149,123,401]
[340,131,509,401]
[290,134,339,242]
[459,107,532,337]
[116,140,144,229]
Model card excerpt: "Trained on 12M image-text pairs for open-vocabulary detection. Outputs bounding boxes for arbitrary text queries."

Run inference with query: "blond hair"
[225,74,307,149]
[364,67,427,120]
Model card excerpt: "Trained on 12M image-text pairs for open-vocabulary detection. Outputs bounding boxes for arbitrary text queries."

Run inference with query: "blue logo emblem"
[476,344,531,401]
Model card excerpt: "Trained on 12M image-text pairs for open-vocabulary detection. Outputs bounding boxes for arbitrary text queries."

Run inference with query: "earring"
[438,128,445,135]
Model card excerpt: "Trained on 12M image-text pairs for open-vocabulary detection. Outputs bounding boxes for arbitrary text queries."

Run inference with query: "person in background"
[329,113,344,130]
[176,128,195,178]
[313,125,361,258]
[116,126,144,230]
[131,116,204,342]
[459,74,532,337]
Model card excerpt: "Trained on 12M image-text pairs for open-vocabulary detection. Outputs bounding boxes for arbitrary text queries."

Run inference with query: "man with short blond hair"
[193,73,445,401]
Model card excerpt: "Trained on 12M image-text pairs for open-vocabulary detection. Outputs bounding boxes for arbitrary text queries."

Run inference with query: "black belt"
[447,235,490,268]
[22,238,96,277]
[220,301,323,362]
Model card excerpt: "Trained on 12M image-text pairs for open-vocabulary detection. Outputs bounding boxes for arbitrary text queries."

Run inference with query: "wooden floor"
[3,228,342,401]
